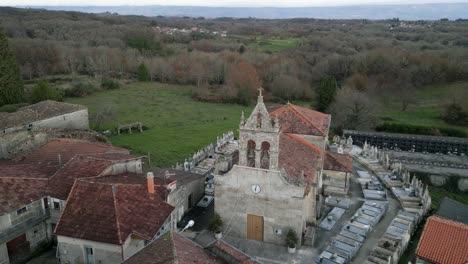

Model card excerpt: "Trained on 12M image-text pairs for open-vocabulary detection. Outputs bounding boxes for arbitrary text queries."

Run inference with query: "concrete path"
[351,161,401,263]
[223,235,319,264]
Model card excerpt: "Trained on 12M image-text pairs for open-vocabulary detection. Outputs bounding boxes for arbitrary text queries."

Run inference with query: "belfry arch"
[260,141,270,169]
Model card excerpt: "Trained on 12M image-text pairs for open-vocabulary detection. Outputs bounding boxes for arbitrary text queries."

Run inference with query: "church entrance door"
[247,214,264,241]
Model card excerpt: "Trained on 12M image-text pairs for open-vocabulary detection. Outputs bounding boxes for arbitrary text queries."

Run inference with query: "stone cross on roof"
[258,87,264,97]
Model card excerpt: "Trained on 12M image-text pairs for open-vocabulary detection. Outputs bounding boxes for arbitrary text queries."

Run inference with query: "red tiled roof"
[16,138,129,165]
[278,133,322,193]
[0,163,58,179]
[0,178,48,214]
[47,156,112,200]
[55,180,174,245]
[324,151,353,173]
[270,104,331,137]
[123,232,224,264]
[416,216,468,264]
[210,240,260,264]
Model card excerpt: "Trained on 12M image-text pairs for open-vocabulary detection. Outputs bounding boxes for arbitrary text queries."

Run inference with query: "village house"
[122,230,260,264]
[215,90,352,246]
[415,198,468,264]
[415,215,468,264]
[122,231,224,264]
[0,138,145,264]
[0,100,91,159]
[54,177,174,264]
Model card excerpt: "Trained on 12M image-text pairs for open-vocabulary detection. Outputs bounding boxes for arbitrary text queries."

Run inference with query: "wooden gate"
[247,214,264,241]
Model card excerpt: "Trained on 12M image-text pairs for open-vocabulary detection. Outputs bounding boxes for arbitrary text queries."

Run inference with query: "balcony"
[0,210,50,244]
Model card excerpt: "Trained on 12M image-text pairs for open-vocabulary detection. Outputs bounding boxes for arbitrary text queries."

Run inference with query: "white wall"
[109,159,143,175]
[57,235,122,264]
[0,243,9,264]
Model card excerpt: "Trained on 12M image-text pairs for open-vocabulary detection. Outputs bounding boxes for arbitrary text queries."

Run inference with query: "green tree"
[316,76,337,112]
[137,63,149,82]
[30,80,62,103]
[0,28,24,106]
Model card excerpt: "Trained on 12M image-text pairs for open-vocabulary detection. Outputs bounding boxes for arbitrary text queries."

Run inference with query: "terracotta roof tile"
[279,133,322,193]
[55,180,174,245]
[324,151,353,172]
[416,216,468,264]
[123,232,224,264]
[0,178,48,214]
[16,138,129,166]
[210,240,260,264]
[270,104,331,136]
[47,156,112,200]
[0,163,58,179]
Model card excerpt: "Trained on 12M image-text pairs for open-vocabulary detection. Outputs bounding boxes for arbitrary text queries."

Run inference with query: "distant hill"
[16,3,468,20]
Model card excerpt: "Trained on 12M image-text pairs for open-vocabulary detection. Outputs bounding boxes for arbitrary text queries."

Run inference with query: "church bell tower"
[238,88,280,170]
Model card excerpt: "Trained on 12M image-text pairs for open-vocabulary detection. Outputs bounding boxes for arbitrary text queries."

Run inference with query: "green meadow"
[66,82,251,167]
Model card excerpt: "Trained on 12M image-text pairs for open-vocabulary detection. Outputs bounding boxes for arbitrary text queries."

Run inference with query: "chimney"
[146,172,155,194]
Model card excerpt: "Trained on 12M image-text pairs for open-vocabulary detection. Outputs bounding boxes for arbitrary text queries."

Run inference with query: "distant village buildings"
[153,26,228,37]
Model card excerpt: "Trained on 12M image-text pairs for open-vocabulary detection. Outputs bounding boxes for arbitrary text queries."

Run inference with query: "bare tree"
[329,86,379,131]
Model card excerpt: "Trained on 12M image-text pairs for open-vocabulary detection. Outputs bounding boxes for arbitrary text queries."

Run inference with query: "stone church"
[215,90,345,246]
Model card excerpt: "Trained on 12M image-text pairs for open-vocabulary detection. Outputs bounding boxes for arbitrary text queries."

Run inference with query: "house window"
[17,207,27,215]
[84,246,94,264]
[53,201,60,210]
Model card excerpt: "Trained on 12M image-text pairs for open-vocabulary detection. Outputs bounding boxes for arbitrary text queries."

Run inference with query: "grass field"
[380,81,468,135]
[251,37,301,52]
[66,82,250,167]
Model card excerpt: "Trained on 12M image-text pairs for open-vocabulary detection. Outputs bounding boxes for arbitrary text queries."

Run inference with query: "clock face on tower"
[251,184,261,194]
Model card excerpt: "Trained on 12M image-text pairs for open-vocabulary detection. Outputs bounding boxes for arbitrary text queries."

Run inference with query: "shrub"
[30,80,63,103]
[285,228,298,248]
[101,78,120,90]
[64,80,97,98]
[441,102,468,126]
[209,213,223,232]
[0,102,29,112]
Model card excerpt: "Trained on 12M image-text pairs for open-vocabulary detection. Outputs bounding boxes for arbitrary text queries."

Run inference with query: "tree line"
[1,7,468,133]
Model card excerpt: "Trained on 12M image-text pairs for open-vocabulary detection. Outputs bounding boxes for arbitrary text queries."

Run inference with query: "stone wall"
[30,109,89,131]
[9,200,45,227]
[25,223,48,250]
[167,177,205,219]
[215,165,306,246]
[0,129,108,159]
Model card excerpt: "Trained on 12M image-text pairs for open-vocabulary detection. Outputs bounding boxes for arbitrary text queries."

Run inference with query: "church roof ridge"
[270,103,330,136]
[284,133,323,155]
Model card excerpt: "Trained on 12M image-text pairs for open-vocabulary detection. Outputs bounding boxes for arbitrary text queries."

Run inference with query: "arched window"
[247,140,256,167]
[260,141,270,169]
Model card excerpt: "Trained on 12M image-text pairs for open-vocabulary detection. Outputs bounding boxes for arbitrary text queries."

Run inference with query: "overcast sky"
[3,0,468,6]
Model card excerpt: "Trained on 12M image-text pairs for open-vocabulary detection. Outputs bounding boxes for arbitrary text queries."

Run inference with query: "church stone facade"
[215,91,334,246]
